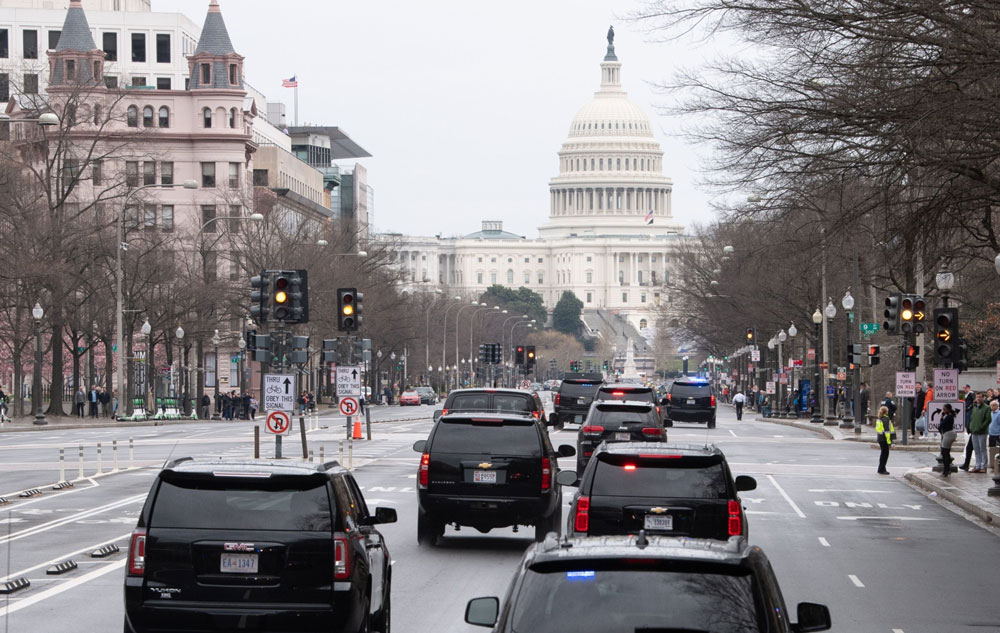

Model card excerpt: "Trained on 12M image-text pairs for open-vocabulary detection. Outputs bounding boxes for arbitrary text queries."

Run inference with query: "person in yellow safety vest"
[876,405,894,475]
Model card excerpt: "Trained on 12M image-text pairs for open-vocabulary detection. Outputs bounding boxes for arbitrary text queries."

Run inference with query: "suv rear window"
[560,381,600,397]
[150,474,333,531]
[592,405,655,425]
[670,384,712,398]
[432,418,540,454]
[591,455,728,499]
[494,394,534,413]
[449,393,492,411]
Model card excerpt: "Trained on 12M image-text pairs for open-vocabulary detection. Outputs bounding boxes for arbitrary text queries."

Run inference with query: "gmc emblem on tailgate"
[224,543,255,551]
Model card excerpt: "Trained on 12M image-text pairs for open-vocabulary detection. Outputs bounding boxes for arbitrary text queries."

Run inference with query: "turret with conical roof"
[48,0,105,89]
[188,0,244,90]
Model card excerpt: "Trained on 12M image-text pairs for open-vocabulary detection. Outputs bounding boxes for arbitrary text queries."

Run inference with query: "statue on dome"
[607,25,615,46]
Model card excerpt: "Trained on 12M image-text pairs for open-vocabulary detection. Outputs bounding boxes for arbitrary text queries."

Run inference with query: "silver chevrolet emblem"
[648,507,667,514]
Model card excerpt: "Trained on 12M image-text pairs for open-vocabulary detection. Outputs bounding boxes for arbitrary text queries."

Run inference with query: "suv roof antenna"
[161,440,180,469]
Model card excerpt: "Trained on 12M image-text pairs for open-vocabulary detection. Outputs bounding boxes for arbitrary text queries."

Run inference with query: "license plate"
[473,470,497,484]
[644,514,673,531]
[615,432,630,441]
[220,553,258,574]
[686,398,696,405]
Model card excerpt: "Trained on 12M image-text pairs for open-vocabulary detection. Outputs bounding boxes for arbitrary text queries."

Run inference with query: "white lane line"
[808,489,890,493]
[836,516,936,521]
[818,537,830,547]
[766,475,806,518]
[848,574,865,588]
[0,559,125,617]
[0,494,145,544]
[728,430,737,437]
[892,629,905,633]
[1,478,100,508]
[0,532,131,583]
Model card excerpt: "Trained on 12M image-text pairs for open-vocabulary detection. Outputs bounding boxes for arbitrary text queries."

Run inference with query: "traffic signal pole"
[900,332,912,446]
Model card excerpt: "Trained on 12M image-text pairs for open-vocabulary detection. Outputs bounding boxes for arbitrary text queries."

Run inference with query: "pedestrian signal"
[867,344,880,366]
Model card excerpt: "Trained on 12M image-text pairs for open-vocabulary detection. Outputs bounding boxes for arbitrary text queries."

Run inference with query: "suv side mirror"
[660,396,669,406]
[372,506,397,525]
[433,409,442,422]
[555,470,578,487]
[557,444,576,458]
[465,596,499,627]
[735,475,757,492]
[791,602,831,632]
[412,439,427,453]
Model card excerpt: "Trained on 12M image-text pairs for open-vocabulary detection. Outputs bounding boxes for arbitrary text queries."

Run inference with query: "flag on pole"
[645,210,654,224]
[281,76,298,88]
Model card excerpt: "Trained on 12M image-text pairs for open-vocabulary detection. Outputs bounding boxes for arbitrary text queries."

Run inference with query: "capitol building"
[381,33,687,345]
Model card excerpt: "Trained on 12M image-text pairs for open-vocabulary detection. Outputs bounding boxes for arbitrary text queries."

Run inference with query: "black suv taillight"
[728,500,743,536]
[418,453,430,488]
[127,528,147,576]
[574,496,590,533]
[334,536,350,580]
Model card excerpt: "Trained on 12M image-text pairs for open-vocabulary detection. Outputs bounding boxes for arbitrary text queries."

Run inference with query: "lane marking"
[808,489,890,493]
[0,532,131,583]
[0,494,145,544]
[893,629,905,633]
[766,475,806,518]
[836,516,936,521]
[848,574,864,587]
[728,430,737,437]
[0,559,125,617]
[818,537,830,547]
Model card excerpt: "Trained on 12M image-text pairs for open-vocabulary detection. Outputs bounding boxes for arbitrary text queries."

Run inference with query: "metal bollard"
[319,445,325,463]
[308,449,314,462]
[78,445,84,480]
[338,440,344,466]
[96,443,102,475]
[112,440,119,473]
[129,437,134,469]
[59,448,65,483]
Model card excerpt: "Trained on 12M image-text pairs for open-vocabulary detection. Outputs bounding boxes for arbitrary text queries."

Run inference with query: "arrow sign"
[352,369,358,379]
[937,330,951,342]
[336,365,362,397]
[283,378,291,394]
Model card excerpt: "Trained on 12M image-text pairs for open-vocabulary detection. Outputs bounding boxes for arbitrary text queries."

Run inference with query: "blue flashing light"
[566,571,596,582]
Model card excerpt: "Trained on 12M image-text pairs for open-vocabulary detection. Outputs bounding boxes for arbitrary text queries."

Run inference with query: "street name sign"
[860,322,880,338]
[263,373,295,412]
[336,365,362,397]
[265,410,292,435]
[933,369,959,400]
[895,372,916,397]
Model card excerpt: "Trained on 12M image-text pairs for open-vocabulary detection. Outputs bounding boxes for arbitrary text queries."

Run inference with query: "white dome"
[568,95,654,139]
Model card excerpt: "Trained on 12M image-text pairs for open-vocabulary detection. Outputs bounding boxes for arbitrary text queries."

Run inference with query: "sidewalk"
[752,408,1000,527]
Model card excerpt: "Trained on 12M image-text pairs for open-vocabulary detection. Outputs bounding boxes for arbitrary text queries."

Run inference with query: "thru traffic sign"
[263,373,296,412]
[336,365,361,397]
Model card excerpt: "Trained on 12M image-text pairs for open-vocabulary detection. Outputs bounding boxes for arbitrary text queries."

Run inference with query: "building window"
[131,76,146,87]
[524,257,529,263]
[102,32,117,61]
[229,205,242,231]
[200,63,210,84]
[23,30,37,59]
[491,257,496,263]
[143,205,156,229]
[93,60,101,81]
[142,161,155,185]
[104,75,118,89]
[507,269,514,284]
[586,256,592,262]
[201,205,216,233]
[0,74,7,102]
[599,158,604,170]
[48,30,61,50]
[640,318,648,329]
[155,33,170,63]
[228,162,240,188]
[538,273,543,284]
[524,271,530,284]
[201,162,215,188]
[23,74,38,94]
[228,108,237,128]
[477,272,483,284]
[142,105,153,127]
[0,30,8,58]
[622,292,628,303]
[252,169,268,186]
[131,33,145,62]
[91,159,102,185]
[586,272,592,283]
[507,257,513,263]
[160,161,173,185]
[202,107,211,128]
[641,294,647,304]
[62,59,77,83]
[618,271,624,284]
[637,271,643,284]
[586,292,592,303]
[228,63,238,84]
[477,257,483,263]
[538,257,543,263]
[125,161,138,187]
[160,205,173,231]
[616,158,621,170]
[156,77,171,90]
[158,106,169,127]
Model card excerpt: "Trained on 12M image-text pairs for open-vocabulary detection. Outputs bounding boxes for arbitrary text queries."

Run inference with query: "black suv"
[464,534,831,632]
[124,458,395,633]
[576,401,665,473]
[664,378,717,428]
[438,388,546,424]
[413,413,575,544]
[552,374,603,428]
[562,443,756,540]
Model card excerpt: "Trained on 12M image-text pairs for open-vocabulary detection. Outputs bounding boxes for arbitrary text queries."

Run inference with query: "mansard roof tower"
[188,0,244,91]
[48,0,105,90]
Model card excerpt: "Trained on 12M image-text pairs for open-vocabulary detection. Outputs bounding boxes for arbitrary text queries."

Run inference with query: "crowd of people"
[73,385,115,418]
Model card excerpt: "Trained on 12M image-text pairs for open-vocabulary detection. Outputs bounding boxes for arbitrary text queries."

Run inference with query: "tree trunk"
[70,330,82,395]
[196,338,205,416]
[12,349,23,417]
[87,330,96,392]
[102,337,113,400]
[46,309,67,416]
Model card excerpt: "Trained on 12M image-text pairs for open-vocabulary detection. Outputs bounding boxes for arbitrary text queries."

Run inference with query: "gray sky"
[156,0,713,238]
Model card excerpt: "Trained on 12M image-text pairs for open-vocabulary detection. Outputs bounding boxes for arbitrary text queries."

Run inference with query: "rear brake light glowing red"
[667,394,672,402]
[711,395,717,407]
[418,453,430,487]
[532,410,540,419]
[441,408,449,416]
[555,393,560,405]
[574,496,590,533]
[612,391,625,396]
[623,464,637,471]
[638,454,682,459]
[541,457,552,491]
[641,428,663,436]
[334,537,350,580]
[728,500,743,536]
[127,529,147,576]
[582,425,605,434]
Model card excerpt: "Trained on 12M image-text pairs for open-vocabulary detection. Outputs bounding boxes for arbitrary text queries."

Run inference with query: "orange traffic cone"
[352,420,363,439]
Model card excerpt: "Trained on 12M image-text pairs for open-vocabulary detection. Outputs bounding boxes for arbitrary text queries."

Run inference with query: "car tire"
[358,596,372,633]
[535,505,561,542]
[708,417,716,429]
[664,419,673,427]
[417,510,441,546]
[374,589,390,633]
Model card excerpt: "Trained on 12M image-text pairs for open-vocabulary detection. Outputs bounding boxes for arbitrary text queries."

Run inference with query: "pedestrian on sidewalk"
[912,382,925,435]
[0,388,8,421]
[966,392,990,472]
[249,396,258,420]
[880,392,897,422]
[987,400,1000,473]
[74,386,85,417]
[939,403,957,477]
[200,393,211,420]
[733,391,746,421]
[88,384,100,418]
[960,392,988,471]
[858,382,870,425]
[241,393,251,419]
[383,385,392,406]
[99,387,111,418]
[875,405,894,474]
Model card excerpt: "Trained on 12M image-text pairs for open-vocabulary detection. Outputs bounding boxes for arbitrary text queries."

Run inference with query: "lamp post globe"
[841,291,854,311]
[141,319,151,336]
[788,323,797,338]
[778,329,787,343]
[812,309,822,325]
[824,300,837,320]
[810,308,823,423]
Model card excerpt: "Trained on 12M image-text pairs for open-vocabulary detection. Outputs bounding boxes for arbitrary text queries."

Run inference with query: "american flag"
[281,76,298,88]
[645,210,654,224]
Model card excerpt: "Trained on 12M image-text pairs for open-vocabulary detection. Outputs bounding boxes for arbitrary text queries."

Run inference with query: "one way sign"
[336,365,361,397]
[263,373,296,412]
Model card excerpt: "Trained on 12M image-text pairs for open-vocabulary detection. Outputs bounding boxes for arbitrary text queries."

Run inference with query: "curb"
[903,470,998,526]
[756,417,834,439]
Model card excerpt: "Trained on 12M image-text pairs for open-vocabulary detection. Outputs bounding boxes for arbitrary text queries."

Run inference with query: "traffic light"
[867,344,880,366]
[246,329,257,352]
[478,344,488,363]
[337,287,359,331]
[602,360,609,372]
[883,293,901,334]
[526,346,536,366]
[289,335,309,365]
[933,307,958,366]
[250,271,270,323]
[492,343,501,364]
[898,294,925,335]
[270,270,306,323]
[515,346,525,364]
[957,338,969,372]
[912,295,926,334]
[323,338,339,364]
[848,344,864,365]
[252,334,271,363]
[745,327,755,344]
[903,344,920,371]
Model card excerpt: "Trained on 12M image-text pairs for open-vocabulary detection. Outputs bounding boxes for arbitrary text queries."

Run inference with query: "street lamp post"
[823,299,838,425]
[441,297,463,381]
[455,302,479,384]
[141,318,152,414]
[767,338,776,417]
[777,329,787,418]
[32,302,46,425]
[787,323,797,417]
[840,291,856,429]
[811,308,823,423]
[175,325,185,413]
[211,329,221,419]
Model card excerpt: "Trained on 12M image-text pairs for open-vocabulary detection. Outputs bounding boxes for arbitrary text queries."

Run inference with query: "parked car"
[412,412,575,544]
[124,458,395,633]
[464,534,831,632]
[399,389,421,406]
[664,378,717,428]
[562,442,756,540]
[575,400,665,473]
[437,388,546,424]
[415,386,438,404]
[551,374,603,428]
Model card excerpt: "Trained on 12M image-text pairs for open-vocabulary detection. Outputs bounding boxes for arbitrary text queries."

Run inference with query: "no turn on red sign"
[265,410,292,435]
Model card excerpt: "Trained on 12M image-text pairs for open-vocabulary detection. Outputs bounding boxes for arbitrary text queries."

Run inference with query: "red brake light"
[334,536,350,580]
[582,425,605,434]
[728,500,743,536]
[623,464,637,471]
[541,457,551,491]
[612,391,625,396]
[641,427,663,436]
[418,453,430,487]
[666,394,672,402]
[128,529,147,576]
[574,496,590,533]
[441,408,449,416]
[710,395,717,407]
[532,410,540,419]
[555,393,560,405]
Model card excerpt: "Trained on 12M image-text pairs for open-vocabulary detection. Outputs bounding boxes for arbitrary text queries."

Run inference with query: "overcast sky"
[156,0,714,238]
